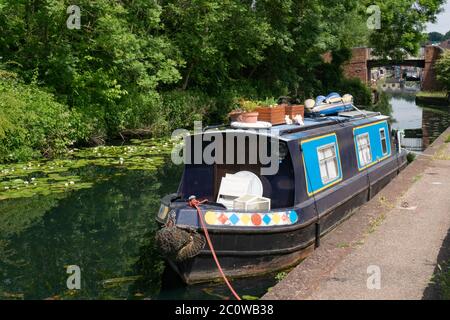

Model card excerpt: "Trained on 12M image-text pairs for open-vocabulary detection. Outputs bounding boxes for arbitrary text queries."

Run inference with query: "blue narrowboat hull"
[155,114,408,284]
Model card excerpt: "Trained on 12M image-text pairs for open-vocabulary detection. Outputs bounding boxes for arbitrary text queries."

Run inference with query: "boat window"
[317,143,339,184]
[356,133,372,166]
[380,128,387,155]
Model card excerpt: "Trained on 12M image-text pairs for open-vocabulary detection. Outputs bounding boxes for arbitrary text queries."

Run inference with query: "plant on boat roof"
[233,98,259,112]
[258,97,278,108]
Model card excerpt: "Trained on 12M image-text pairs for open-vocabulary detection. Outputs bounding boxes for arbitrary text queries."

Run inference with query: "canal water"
[384,92,450,151]
[0,94,449,300]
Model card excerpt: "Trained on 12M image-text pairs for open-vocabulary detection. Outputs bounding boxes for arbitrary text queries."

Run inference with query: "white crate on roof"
[233,195,271,211]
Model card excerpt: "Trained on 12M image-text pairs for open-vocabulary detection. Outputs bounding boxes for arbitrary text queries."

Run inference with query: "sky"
[426,1,450,33]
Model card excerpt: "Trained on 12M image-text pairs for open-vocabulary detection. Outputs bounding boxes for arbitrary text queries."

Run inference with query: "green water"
[0,140,184,299]
[0,139,278,300]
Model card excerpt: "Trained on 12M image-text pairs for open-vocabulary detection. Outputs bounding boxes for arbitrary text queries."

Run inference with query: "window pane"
[380,129,387,154]
[326,159,338,179]
[317,143,339,183]
[324,147,334,158]
[364,147,372,164]
[318,149,325,160]
[319,161,328,179]
[381,139,387,154]
[357,133,372,166]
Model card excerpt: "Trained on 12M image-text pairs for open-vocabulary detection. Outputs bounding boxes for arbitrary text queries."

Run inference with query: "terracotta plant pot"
[285,104,305,119]
[228,111,242,122]
[238,112,259,123]
[255,104,286,125]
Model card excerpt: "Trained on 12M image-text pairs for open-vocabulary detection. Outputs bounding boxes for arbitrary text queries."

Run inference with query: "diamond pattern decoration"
[205,210,300,227]
[218,213,229,224]
[262,214,272,225]
[229,213,239,225]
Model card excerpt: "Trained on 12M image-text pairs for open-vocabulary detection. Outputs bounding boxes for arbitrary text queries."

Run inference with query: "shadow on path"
[423,228,450,299]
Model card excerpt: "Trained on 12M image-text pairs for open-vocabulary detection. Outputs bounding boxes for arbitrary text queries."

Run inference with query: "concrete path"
[264,128,450,300]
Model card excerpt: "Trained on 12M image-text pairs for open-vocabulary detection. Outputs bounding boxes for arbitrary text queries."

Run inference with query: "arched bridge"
[341,46,444,91]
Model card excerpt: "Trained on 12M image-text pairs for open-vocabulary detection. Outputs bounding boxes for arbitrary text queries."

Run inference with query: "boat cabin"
[178,111,397,212]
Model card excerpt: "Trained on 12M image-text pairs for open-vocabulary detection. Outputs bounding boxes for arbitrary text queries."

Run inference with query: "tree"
[435,50,450,94]
[364,0,446,59]
[429,31,444,42]
[444,30,450,40]
[0,0,182,135]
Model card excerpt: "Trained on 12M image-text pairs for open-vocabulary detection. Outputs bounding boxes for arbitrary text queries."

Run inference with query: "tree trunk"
[182,62,196,90]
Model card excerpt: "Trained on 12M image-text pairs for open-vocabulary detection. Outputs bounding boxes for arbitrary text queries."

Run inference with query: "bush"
[337,78,372,106]
[0,76,89,162]
[436,50,450,93]
[158,90,217,133]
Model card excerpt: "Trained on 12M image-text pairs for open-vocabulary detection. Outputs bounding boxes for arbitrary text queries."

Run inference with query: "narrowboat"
[155,109,408,284]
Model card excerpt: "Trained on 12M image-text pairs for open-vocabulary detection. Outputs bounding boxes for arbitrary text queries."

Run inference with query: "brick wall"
[342,47,370,83]
[422,46,443,91]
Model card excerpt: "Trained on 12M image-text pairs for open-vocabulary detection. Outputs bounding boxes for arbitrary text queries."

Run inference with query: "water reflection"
[0,163,182,300]
[371,92,450,151]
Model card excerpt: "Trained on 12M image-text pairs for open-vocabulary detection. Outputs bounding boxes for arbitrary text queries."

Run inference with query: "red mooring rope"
[188,197,241,300]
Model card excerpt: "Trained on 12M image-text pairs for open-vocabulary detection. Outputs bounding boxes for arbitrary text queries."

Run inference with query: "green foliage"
[428,31,444,42]
[159,90,215,132]
[434,259,450,299]
[0,76,89,162]
[0,0,446,163]
[435,50,450,92]
[339,78,372,106]
[275,271,288,282]
[364,0,445,59]
[445,135,450,143]
[416,91,448,98]
[258,97,278,108]
[445,31,450,41]
[0,0,181,136]
[407,152,416,163]
[234,99,260,112]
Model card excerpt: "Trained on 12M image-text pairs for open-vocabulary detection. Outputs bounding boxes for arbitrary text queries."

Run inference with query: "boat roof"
[200,111,390,142]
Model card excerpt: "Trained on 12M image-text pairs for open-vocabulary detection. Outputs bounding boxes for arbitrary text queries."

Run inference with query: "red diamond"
[218,213,229,224]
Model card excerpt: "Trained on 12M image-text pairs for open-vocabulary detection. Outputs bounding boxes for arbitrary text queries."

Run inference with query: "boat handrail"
[278,118,350,136]
[202,124,230,132]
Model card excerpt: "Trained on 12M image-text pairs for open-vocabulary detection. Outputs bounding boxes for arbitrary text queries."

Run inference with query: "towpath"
[263,127,450,300]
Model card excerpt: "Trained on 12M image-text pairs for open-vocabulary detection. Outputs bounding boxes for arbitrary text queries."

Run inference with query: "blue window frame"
[353,120,391,170]
[301,133,343,196]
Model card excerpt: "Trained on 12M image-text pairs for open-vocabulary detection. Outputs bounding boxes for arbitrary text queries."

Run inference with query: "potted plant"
[255,98,286,125]
[229,99,260,123]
